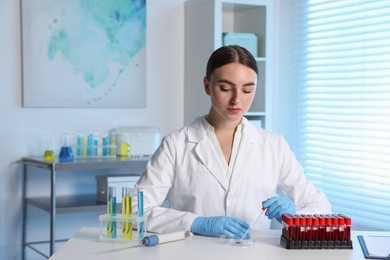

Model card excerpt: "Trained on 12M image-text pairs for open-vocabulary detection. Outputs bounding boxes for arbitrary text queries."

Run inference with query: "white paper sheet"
[363,235,390,257]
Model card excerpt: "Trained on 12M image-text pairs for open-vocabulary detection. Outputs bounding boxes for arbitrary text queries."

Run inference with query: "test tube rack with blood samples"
[280,214,353,249]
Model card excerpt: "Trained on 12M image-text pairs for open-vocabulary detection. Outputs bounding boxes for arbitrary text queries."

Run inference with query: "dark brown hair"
[205,45,258,80]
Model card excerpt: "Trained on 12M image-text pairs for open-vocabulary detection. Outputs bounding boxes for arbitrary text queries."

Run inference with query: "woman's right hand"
[190,216,249,239]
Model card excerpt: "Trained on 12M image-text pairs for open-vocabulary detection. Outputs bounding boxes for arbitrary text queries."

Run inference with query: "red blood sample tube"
[332,215,339,240]
[314,214,325,241]
[305,215,313,241]
[312,217,319,240]
[339,214,351,241]
[299,215,306,240]
[282,214,293,240]
[319,217,325,241]
[325,217,332,240]
[293,215,300,240]
[338,217,345,241]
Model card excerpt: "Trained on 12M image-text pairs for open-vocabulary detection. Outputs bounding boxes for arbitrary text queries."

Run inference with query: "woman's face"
[204,62,257,122]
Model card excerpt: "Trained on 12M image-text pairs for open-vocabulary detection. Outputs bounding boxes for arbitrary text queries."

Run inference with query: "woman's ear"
[204,77,211,96]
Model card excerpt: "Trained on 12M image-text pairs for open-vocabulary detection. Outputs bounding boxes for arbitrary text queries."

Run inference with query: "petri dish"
[219,235,256,247]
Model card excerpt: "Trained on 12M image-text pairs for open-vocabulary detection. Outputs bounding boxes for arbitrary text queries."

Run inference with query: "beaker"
[43,139,55,162]
[59,133,74,162]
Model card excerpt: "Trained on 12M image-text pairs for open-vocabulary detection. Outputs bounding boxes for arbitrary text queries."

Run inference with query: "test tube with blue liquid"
[122,187,132,239]
[92,132,99,156]
[102,133,110,156]
[137,188,145,240]
[87,133,93,156]
[107,186,116,239]
[76,132,82,156]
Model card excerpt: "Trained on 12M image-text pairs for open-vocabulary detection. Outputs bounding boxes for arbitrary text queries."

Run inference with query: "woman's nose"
[230,90,240,104]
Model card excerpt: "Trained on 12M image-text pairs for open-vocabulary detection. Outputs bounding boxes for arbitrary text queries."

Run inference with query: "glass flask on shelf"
[43,139,55,162]
[59,133,74,162]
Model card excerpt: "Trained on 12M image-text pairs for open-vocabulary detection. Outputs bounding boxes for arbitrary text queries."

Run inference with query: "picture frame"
[20,0,147,108]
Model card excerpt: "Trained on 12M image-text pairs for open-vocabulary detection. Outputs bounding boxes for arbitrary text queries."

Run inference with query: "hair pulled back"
[205,45,258,80]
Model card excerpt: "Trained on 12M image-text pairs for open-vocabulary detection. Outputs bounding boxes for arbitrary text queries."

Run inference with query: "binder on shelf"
[222,32,258,57]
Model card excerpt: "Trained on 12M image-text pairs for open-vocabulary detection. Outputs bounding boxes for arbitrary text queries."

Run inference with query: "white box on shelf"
[113,126,160,158]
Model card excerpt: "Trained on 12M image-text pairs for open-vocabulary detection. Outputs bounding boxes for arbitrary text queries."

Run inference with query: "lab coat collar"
[186,116,229,190]
[186,116,207,143]
[186,116,260,191]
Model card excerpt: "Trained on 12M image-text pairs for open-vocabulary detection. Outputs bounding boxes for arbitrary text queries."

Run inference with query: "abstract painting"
[21,0,146,107]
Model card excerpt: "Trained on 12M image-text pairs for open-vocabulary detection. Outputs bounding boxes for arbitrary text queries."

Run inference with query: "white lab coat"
[132,116,331,234]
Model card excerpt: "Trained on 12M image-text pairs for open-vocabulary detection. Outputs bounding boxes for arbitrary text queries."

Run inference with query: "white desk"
[48,228,388,260]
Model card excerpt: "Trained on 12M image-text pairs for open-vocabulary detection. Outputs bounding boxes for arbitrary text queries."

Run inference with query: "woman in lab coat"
[132,45,331,238]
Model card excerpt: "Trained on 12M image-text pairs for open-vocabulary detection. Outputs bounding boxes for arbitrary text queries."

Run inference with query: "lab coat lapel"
[195,138,229,190]
[229,122,259,184]
[187,118,229,191]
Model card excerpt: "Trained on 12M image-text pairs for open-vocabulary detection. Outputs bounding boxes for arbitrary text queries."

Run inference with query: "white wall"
[0,0,185,259]
[270,0,300,149]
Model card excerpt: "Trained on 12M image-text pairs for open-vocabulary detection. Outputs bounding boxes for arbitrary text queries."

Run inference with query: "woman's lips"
[228,108,241,114]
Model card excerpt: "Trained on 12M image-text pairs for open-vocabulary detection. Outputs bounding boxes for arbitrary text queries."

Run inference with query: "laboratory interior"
[0,0,389,259]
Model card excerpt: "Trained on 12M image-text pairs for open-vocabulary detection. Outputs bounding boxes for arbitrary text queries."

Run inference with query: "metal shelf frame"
[21,156,147,259]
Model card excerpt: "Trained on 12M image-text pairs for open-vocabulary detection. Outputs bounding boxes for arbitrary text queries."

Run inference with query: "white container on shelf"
[112,126,160,159]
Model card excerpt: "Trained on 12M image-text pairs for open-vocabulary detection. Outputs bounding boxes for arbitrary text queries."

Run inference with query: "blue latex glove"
[262,196,296,223]
[190,216,250,239]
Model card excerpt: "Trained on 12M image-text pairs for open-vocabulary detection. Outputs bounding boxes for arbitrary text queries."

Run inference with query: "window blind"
[297,0,390,230]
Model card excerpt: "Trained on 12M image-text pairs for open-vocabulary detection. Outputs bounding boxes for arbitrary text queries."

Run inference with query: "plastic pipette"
[142,231,188,246]
[239,207,266,242]
[117,231,188,249]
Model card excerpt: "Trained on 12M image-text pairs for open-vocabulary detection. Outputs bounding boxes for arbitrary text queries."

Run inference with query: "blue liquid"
[59,146,74,162]
[87,134,93,156]
[138,191,144,239]
[138,221,145,239]
[77,135,82,156]
[108,197,117,239]
[138,191,144,217]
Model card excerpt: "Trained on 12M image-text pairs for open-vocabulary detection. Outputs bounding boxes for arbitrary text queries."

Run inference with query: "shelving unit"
[26,194,106,213]
[21,157,147,259]
[185,0,273,129]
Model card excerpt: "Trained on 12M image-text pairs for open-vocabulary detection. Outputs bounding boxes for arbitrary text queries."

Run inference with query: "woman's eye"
[220,86,230,92]
[242,87,254,94]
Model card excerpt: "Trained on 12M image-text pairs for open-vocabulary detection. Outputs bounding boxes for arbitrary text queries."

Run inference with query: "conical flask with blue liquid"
[59,133,74,162]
